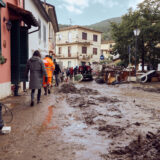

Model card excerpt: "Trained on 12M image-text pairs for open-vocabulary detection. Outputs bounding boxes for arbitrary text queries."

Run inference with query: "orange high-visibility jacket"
[43,57,55,77]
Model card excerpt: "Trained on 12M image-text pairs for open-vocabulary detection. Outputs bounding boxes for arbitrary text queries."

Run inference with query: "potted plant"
[0,55,7,64]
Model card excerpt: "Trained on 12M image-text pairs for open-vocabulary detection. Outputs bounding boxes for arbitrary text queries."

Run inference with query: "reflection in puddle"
[37,105,57,135]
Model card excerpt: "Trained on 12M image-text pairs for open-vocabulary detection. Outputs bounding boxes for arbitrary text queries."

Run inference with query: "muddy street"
[0,81,160,160]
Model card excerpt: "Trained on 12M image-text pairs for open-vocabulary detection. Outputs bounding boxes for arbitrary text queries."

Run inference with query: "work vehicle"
[78,65,93,81]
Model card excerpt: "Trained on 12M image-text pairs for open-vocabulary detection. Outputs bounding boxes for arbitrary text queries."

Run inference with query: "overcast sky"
[46,0,144,25]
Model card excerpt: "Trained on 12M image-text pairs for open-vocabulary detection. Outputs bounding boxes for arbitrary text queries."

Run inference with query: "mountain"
[59,17,122,40]
[86,17,121,40]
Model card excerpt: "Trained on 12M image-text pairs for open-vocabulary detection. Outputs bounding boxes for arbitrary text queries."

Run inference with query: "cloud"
[59,0,89,14]
[65,4,83,14]
[59,0,119,14]
[93,0,119,7]
[128,0,144,9]
[63,0,89,8]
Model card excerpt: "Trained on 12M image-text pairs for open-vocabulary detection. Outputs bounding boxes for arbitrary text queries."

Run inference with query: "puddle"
[37,105,57,135]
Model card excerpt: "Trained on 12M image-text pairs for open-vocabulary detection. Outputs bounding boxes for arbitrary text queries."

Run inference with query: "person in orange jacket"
[43,55,55,95]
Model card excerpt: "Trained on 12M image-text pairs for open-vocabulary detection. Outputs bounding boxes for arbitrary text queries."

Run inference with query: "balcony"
[55,54,78,59]
[56,40,93,46]
[78,55,91,60]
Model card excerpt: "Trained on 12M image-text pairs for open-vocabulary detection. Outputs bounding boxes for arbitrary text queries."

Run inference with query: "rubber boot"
[44,87,47,95]
[31,90,35,106]
[37,89,41,104]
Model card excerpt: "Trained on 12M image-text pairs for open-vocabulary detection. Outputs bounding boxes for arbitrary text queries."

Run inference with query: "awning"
[7,2,39,27]
[0,0,6,7]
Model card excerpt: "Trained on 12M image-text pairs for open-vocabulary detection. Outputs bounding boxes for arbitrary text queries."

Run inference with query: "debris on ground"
[95,64,136,85]
[1,126,11,134]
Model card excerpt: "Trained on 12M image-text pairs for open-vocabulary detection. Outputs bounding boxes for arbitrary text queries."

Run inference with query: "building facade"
[56,26,102,68]
[25,0,49,58]
[0,0,40,99]
[101,40,117,60]
[41,2,59,57]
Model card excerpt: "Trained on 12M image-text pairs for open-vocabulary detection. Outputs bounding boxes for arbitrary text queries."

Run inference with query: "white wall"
[0,82,11,99]
[25,0,49,58]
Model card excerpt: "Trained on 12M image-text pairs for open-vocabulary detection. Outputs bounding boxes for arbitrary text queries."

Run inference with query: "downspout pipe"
[28,25,40,34]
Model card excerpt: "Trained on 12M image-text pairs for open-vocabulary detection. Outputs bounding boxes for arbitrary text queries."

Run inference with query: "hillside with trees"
[111,0,160,70]
[59,17,121,40]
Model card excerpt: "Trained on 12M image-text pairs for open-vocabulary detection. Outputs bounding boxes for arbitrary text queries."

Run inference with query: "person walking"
[26,50,47,106]
[43,55,55,95]
[54,59,61,86]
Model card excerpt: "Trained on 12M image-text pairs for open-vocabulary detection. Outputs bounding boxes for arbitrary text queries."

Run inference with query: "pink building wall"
[0,0,23,84]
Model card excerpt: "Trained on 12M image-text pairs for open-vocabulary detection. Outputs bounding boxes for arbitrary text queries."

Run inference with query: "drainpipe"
[0,103,4,130]
[28,26,40,34]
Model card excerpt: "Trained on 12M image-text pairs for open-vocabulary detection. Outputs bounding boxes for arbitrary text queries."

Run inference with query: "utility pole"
[128,45,131,82]
[69,18,72,26]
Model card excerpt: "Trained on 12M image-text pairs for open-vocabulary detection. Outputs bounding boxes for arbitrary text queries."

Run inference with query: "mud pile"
[98,125,125,138]
[66,96,98,108]
[79,87,99,95]
[59,83,99,95]
[105,131,160,160]
[133,87,160,93]
[58,83,79,94]
[95,96,120,103]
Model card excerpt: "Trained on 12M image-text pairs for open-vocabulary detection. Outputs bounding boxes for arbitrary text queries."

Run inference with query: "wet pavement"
[0,81,160,160]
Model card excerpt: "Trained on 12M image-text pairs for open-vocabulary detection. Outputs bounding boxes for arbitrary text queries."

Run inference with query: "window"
[58,47,62,54]
[93,48,97,55]
[82,46,87,54]
[38,19,41,40]
[93,35,97,41]
[43,25,46,43]
[82,32,87,40]
[68,46,71,57]
[68,32,72,42]
[58,34,62,41]
[68,61,71,68]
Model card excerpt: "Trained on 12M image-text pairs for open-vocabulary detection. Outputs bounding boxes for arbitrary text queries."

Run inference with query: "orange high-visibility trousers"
[43,77,52,87]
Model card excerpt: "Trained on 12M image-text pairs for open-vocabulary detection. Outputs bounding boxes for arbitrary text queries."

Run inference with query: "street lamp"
[133,28,140,78]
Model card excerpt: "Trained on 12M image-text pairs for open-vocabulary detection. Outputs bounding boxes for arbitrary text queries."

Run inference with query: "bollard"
[0,103,4,130]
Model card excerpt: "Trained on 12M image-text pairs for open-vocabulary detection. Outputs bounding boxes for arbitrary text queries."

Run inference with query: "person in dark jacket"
[53,59,61,86]
[26,50,47,106]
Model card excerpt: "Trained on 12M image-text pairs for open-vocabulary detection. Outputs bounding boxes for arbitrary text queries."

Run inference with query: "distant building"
[56,25,102,68]
[101,40,119,61]
[41,2,59,57]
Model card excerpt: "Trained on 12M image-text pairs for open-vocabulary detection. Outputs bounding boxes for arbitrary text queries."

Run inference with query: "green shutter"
[0,19,1,55]
[20,27,28,82]
[11,21,20,85]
